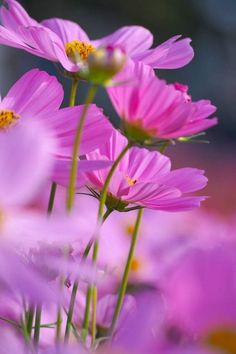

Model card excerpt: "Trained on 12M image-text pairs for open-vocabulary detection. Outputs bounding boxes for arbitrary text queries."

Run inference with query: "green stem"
[33,305,42,347]
[56,307,62,341]
[97,142,132,219]
[64,237,96,342]
[47,79,79,215]
[69,79,79,107]
[81,286,92,341]
[82,142,132,343]
[67,85,98,211]
[110,208,144,334]
[91,286,97,345]
[26,305,35,337]
[47,182,57,215]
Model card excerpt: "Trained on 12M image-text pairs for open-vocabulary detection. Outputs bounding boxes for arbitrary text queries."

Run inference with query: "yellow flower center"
[0,110,19,130]
[205,327,236,354]
[130,257,141,272]
[126,175,137,186]
[65,40,95,64]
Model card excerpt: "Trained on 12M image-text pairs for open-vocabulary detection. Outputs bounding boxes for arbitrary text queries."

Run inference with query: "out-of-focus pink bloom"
[108,60,217,142]
[0,121,54,208]
[0,0,194,72]
[0,69,113,185]
[85,130,207,212]
[96,294,136,331]
[163,245,236,335]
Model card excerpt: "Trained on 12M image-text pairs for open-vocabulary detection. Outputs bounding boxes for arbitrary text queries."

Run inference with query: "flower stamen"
[65,40,95,64]
[0,110,20,130]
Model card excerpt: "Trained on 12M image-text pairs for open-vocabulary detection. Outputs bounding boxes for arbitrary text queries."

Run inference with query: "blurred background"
[0,0,236,216]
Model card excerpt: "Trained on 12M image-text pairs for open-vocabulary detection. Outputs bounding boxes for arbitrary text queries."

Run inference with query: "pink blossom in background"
[0,0,194,72]
[108,60,217,141]
[0,68,114,186]
[85,130,208,212]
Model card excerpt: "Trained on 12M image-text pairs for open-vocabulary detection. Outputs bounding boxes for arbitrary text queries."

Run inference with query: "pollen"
[126,175,137,186]
[65,40,95,63]
[130,257,141,272]
[0,110,19,130]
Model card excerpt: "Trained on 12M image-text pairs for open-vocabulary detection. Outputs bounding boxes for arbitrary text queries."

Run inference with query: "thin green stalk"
[26,305,35,337]
[64,237,95,342]
[91,286,97,345]
[33,305,42,347]
[56,307,62,341]
[110,208,144,334]
[47,79,79,215]
[97,142,132,220]
[67,85,98,211]
[81,286,92,341]
[69,79,79,107]
[82,142,132,343]
[47,182,57,215]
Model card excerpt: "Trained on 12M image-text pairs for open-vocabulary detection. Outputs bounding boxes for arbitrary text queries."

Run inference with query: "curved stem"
[82,142,132,343]
[110,208,144,334]
[97,142,132,220]
[47,79,79,215]
[67,85,98,211]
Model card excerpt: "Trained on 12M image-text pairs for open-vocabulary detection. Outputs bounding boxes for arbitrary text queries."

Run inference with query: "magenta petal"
[2,69,64,116]
[0,0,37,30]
[45,104,113,156]
[162,168,208,193]
[53,158,113,187]
[134,35,194,69]
[41,18,90,44]
[93,26,153,56]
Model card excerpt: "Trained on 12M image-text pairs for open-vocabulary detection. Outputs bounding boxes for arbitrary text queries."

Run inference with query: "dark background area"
[0,0,236,215]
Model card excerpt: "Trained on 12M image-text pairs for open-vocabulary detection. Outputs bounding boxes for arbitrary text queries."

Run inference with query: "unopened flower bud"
[87,45,127,85]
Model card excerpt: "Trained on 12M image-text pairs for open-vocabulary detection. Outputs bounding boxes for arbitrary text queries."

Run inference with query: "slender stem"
[0,316,20,328]
[47,79,79,215]
[82,142,132,343]
[47,182,57,215]
[26,305,35,337]
[33,305,42,347]
[64,281,78,342]
[81,286,92,341]
[69,79,79,107]
[98,142,132,220]
[56,307,62,341]
[110,208,144,334]
[91,286,97,345]
[64,237,95,342]
[67,85,98,211]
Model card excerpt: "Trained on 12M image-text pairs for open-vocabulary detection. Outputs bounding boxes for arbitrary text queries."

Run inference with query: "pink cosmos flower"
[161,244,236,354]
[85,130,207,212]
[0,68,113,184]
[0,0,194,72]
[108,60,217,142]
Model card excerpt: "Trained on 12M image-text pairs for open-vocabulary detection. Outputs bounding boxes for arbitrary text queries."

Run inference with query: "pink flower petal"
[42,18,90,45]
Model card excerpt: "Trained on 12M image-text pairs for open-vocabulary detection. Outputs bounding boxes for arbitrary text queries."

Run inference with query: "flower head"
[0,0,194,73]
[0,69,113,186]
[85,130,207,212]
[108,60,217,144]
